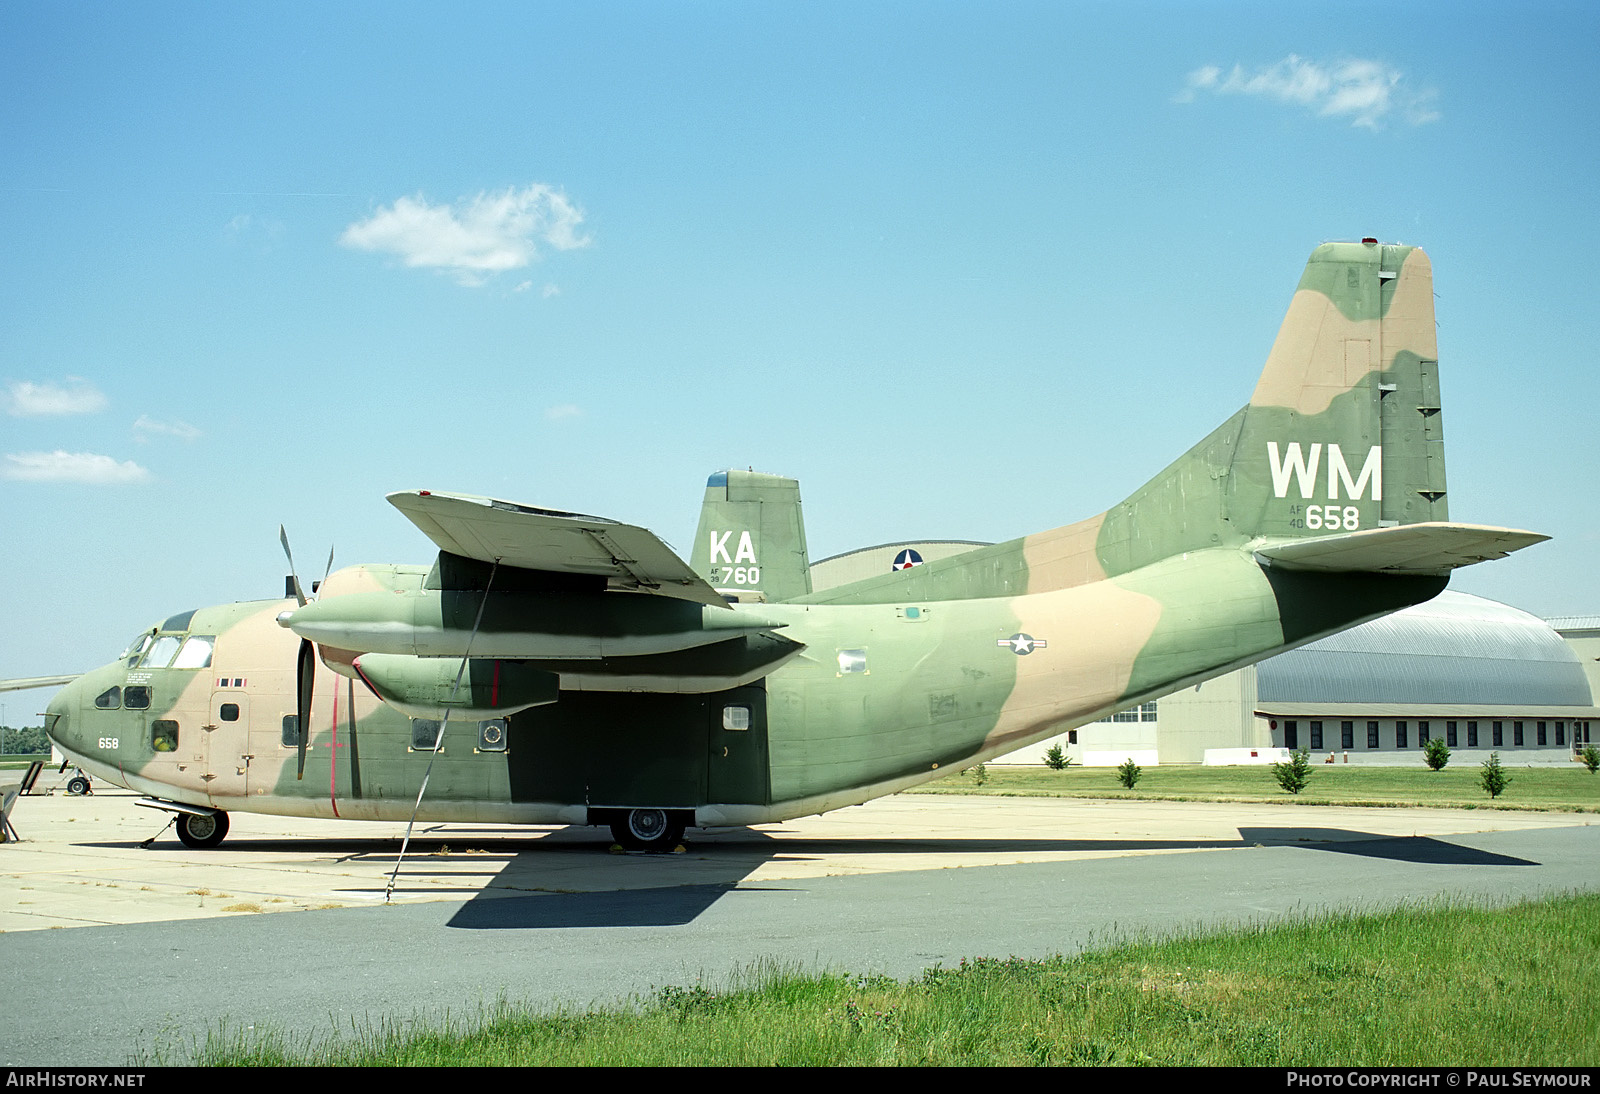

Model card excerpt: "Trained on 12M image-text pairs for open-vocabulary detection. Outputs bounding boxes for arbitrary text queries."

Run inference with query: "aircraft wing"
[387,490,728,608]
[0,674,80,693]
[1254,522,1548,576]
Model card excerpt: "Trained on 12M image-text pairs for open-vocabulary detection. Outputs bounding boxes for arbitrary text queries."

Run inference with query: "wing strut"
[384,558,501,904]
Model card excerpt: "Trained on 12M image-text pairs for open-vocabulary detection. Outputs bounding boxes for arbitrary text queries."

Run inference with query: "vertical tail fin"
[690,470,812,602]
[1098,241,1448,574]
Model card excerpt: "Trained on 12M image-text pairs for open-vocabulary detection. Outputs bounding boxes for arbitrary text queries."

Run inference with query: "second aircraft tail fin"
[690,470,812,603]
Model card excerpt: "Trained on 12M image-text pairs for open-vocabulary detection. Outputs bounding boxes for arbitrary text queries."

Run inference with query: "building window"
[1493,721,1503,747]
[1446,721,1458,747]
[1367,721,1379,748]
[1310,720,1323,750]
[1284,720,1298,749]
[1555,721,1565,746]
[1467,721,1478,747]
[1106,702,1158,723]
[1514,721,1524,746]
[1341,721,1354,749]
[1537,721,1547,746]
[1396,721,1408,749]
[1419,721,1430,743]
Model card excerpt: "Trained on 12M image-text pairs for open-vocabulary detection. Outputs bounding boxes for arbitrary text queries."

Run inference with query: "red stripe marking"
[328,672,340,818]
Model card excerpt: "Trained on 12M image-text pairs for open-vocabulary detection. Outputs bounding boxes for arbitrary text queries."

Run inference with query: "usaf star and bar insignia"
[998,633,1047,655]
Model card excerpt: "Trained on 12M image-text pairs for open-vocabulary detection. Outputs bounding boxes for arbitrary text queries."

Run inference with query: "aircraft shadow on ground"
[443,823,1541,930]
[81,820,1538,930]
[1236,827,1539,867]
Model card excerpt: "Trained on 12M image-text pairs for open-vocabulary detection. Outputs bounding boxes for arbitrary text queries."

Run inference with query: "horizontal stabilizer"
[1254,522,1548,576]
[388,490,727,607]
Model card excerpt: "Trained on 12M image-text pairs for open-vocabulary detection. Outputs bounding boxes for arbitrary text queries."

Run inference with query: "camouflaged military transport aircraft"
[20,241,1546,850]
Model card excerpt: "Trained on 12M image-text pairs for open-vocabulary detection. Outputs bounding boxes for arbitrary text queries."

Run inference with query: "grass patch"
[170,893,1600,1066]
[913,763,1600,812]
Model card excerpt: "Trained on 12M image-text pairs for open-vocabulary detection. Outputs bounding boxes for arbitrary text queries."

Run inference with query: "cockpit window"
[139,635,183,669]
[122,632,154,666]
[171,635,215,669]
[124,686,151,710]
[161,609,198,632]
[94,686,121,709]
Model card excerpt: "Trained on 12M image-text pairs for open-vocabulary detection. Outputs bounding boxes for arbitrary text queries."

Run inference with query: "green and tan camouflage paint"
[43,243,1524,835]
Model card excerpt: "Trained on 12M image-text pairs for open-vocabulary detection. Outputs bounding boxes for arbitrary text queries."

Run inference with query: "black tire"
[66,776,90,796]
[609,808,686,852]
[176,811,230,849]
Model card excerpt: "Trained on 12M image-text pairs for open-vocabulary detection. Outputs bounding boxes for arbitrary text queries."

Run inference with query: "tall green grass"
[173,892,1600,1066]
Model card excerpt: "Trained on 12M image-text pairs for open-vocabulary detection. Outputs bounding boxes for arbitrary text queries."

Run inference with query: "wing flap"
[388,490,727,607]
[1254,522,1548,575]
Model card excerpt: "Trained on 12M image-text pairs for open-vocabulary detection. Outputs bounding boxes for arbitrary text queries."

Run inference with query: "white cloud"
[132,414,202,442]
[1178,55,1438,129]
[340,184,590,285]
[544,404,582,421]
[4,379,108,416]
[2,450,150,484]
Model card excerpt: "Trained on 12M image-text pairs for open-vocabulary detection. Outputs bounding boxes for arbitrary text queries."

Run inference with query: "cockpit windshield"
[139,634,183,669]
[122,631,155,666]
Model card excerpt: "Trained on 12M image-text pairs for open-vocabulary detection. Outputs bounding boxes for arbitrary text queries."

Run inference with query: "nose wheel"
[609,808,687,852]
[175,810,230,849]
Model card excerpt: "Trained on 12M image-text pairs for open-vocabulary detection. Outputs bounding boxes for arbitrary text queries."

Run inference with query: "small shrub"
[1272,749,1311,795]
[1043,744,1073,770]
[1422,737,1451,772]
[1117,758,1141,789]
[1581,745,1599,774]
[1480,752,1511,799]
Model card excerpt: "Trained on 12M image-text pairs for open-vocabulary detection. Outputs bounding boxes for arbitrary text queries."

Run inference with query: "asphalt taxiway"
[3,787,1596,1064]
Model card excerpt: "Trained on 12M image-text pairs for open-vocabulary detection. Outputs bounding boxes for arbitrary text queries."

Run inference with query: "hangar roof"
[1258,592,1593,708]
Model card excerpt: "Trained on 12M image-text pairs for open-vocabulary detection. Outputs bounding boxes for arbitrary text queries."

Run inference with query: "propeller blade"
[279,525,307,607]
[296,638,315,779]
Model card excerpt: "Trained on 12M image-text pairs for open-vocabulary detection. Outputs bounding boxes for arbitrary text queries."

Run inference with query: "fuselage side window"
[151,720,179,752]
[281,715,300,748]
[124,686,152,710]
[94,686,122,709]
[411,718,442,751]
[172,635,215,669]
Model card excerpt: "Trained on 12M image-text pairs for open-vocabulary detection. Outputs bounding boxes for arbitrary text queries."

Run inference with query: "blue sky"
[3,1,1597,693]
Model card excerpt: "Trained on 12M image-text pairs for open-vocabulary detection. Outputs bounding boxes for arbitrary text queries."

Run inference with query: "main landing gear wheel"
[176,811,230,849]
[610,808,686,852]
[65,775,90,796]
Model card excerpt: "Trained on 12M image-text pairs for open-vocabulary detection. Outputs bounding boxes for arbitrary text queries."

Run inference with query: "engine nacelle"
[352,653,559,719]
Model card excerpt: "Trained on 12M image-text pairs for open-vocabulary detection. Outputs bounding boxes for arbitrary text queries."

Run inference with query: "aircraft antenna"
[385,558,501,904]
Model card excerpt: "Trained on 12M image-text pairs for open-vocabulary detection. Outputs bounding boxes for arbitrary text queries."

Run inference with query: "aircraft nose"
[44,681,76,748]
